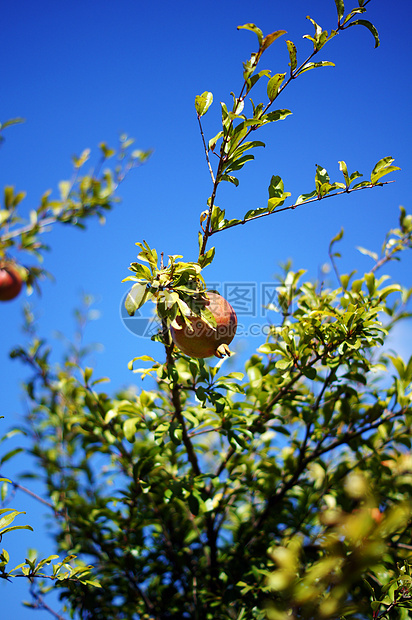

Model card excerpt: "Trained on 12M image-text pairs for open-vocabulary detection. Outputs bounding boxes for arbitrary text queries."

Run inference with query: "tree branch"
[197,115,215,184]
[209,181,395,237]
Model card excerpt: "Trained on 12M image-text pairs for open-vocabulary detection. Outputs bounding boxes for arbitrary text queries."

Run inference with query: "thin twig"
[209,181,395,237]
[12,481,60,514]
[28,585,66,620]
[197,115,215,184]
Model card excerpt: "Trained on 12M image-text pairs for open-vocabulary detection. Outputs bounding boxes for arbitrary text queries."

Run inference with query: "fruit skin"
[0,262,23,301]
[170,291,237,358]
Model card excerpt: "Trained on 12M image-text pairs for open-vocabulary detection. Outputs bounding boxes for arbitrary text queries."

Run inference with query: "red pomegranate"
[0,262,23,301]
[170,291,237,358]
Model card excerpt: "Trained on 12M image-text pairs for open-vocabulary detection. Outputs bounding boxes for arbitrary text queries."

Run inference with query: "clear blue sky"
[1,1,411,617]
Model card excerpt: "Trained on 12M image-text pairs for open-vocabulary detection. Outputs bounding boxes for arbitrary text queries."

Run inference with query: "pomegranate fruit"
[170,291,237,358]
[0,262,23,301]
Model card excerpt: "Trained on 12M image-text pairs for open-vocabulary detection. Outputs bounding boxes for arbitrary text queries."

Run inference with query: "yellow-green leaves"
[286,40,297,73]
[125,282,150,316]
[135,240,158,273]
[347,19,380,48]
[237,23,264,46]
[124,239,213,336]
[335,4,380,47]
[258,30,287,59]
[338,160,362,189]
[0,509,33,536]
[304,16,337,52]
[72,148,90,169]
[267,73,286,102]
[195,91,213,117]
[237,24,286,54]
[295,158,400,206]
[99,142,115,159]
[237,24,286,79]
[0,117,25,146]
[267,175,291,212]
[371,156,401,185]
[334,0,345,22]
[297,60,335,76]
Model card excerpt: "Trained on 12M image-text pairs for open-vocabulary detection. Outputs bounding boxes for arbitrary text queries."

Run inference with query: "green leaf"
[126,262,153,280]
[195,91,213,117]
[268,175,284,198]
[330,228,344,249]
[169,421,183,445]
[244,206,268,221]
[4,186,14,209]
[298,61,335,75]
[125,282,149,316]
[58,180,71,201]
[0,510,27,532]
[302,366,317,380]
[198,246,215,269]
[237,23,263,46]
[268,194,290,212]
[228,140,265,159]
[263,109,292,123]
[370,157,400,185]
[267,175,291,211]
[303,17,333,51]
[208,131,223,152]
[267,73,286,102]
[210,205,225,230]
[1,524,34,535]
[334,0,345,21]
[224,154,255,174]
[357,246,378,261]
[0,209,10,225]
[242,54,259,81]
[260,30,287,54]
[378,284,401,300]
[245,69,272,93]
[136,241,158,271]
[275,359,293,372]
[0,447,23,466]
[220,102,231,131]
[127,355,155,371]
[352,180,372,190]
[72,148,90,169]
[296,190,317,205]
[286,40,297,72]
[258,343,277,355]
[0,117,25,131]
[364,272,376,295]
[339,160,349,186]
[347,19,380,48]
[188,493,200,516]
[220,174,239,187]
[123,418,138,443]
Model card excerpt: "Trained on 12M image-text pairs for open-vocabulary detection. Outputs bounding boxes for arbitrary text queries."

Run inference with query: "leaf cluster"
[8,212,412,619]
[0,129,151,294]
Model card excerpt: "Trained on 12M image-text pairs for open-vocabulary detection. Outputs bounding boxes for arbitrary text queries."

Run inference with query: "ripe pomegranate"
[0,262,23,301]
[170,291,237,358]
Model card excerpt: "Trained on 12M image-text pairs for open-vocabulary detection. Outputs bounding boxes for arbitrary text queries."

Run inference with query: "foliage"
[12,209,412,619]
[0,128,151,293]
[0,92,150,600]
[2,1,412,619]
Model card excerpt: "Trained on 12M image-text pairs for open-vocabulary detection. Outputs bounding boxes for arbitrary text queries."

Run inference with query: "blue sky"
[1,0,411,617]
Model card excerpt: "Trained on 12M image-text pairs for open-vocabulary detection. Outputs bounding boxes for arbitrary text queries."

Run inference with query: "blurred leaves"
[0,132,152,293]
